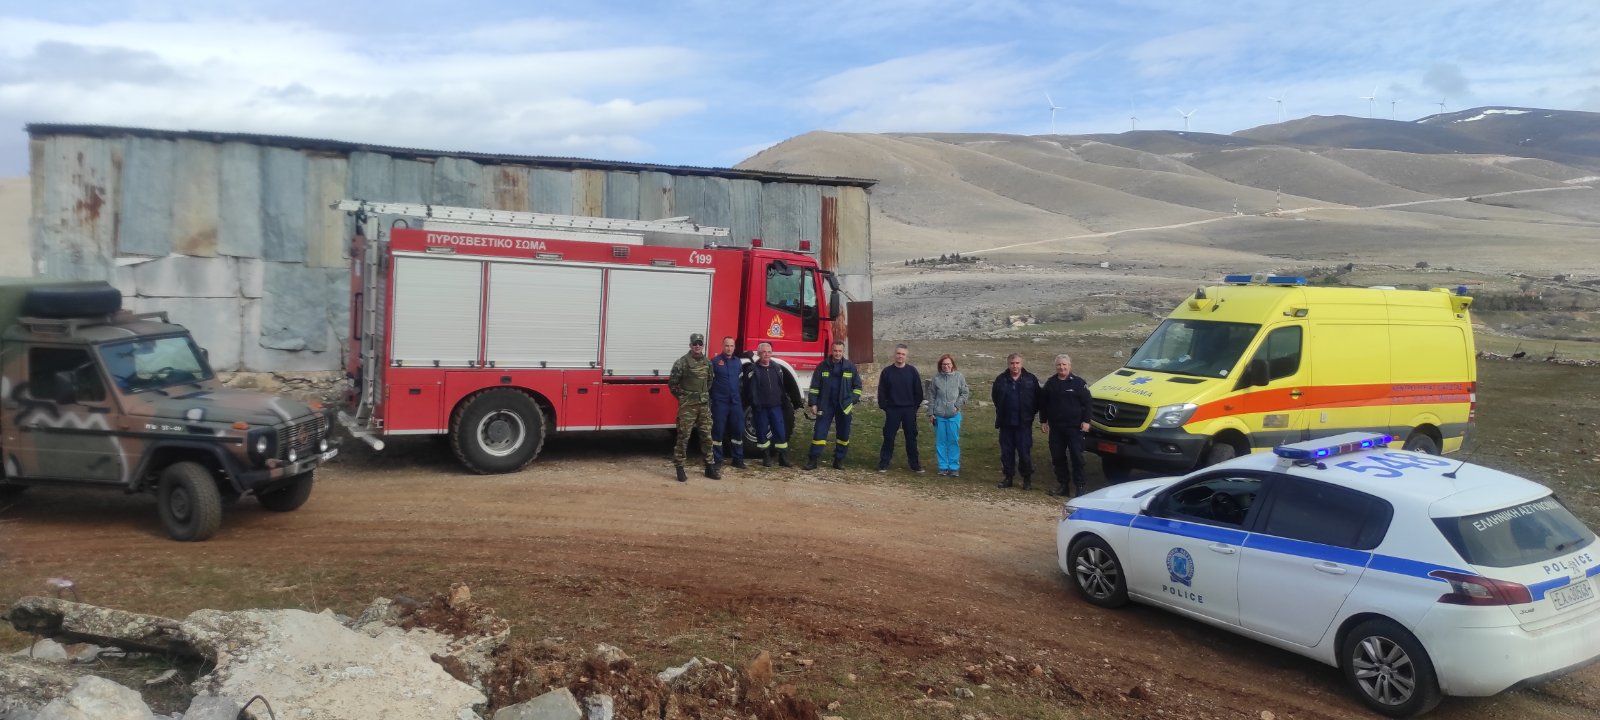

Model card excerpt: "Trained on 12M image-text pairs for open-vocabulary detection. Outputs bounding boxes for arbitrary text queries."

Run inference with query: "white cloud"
[1129,24,1252,78]
[0,17,707,160]
[804,46,1079,132]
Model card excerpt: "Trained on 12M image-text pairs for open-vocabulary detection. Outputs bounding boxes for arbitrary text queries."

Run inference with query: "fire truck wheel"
[258,471,315,512]
[156,461,223,542]
[451,389,546,474]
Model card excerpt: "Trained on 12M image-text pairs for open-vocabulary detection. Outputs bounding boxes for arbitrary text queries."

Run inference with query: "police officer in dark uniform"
[709,336,745,469]
[805,340,862,470]
[1039,353,1094,497]
[992,353,1041,489]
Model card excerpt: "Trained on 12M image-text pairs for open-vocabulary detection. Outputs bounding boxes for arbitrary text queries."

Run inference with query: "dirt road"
[2,437,1596,719]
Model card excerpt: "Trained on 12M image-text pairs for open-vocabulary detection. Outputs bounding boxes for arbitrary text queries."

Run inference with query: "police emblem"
[1166,547,1195,587]
[767,314,785,338]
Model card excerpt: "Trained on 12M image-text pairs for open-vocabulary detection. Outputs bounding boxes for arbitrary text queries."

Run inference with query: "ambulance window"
[1254,326,1302,381]
[1261,478,1390,550]
[766,263,802,313]
[28,348,106,403]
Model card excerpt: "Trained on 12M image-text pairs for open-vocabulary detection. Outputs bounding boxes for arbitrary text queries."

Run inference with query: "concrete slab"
[172,139,221,257]
[132,255,240,298]
[217,142,264,258]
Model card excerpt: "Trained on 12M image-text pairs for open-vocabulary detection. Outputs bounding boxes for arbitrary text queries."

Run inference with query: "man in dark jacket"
[1039,353,1094,497]
[877,343,924,472]
[806,340,862,470]
[745,341,792,467]
[710,336,745,469]
[991,353,1040,489]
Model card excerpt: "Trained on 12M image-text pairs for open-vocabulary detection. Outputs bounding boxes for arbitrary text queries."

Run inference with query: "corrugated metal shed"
[26,123,876,373]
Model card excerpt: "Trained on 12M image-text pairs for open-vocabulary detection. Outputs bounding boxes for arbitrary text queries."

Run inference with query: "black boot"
[705,463,722,480]
[1048,483,1068,497]
[803,456,818,471]
[997,476,1014,489]
[1075,483,1086,497]
[1021,476,1032,491]
[675,466,688,483]
[762,449,774,468]
[778,449,793,468]
[732,457,747,470]
[832,457,845,470]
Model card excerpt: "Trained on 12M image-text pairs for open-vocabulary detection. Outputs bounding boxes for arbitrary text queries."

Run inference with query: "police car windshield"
[1128,320,1260,378]
[1434,496,1597,568]
[98,336,213,394]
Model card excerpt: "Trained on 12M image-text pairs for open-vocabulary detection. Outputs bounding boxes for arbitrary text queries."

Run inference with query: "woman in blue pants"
[926,354,970,476]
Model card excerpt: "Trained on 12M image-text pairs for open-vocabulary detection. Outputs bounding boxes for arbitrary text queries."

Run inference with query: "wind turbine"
[1390,97,1402,120]
[1268,93,1286,123]
[1360,85,1377,117]
[1044,93,1062,134]
[1129,101,1138,131]
[1176,108,1196,131]
[1436,98,1446,114]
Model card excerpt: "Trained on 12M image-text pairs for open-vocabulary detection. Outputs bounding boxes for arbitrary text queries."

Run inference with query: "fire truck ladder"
[333,199,731,450]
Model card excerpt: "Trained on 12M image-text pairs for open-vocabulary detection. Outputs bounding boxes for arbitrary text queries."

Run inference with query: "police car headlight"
[1061,504,1079,522]
[1148,403,1198,428]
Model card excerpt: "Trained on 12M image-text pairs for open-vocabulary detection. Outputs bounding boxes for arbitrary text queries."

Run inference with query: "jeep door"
[6,346,127,483]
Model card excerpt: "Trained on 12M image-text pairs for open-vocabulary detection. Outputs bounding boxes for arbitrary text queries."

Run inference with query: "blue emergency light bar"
[1273,432,1394,461]
[1222,274,1308,286]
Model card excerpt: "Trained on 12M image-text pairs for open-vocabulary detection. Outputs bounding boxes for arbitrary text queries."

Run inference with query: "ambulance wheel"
[1340,618,1441,718]
[1402,432,1440,455]
[1068,535,1128,608]
[1201,440,1238,467]
[451,389,546,474]
[157,462,223,542]
[258,471,314,512]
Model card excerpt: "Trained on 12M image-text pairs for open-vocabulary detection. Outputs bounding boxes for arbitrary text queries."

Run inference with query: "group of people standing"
[668,335,1094,497]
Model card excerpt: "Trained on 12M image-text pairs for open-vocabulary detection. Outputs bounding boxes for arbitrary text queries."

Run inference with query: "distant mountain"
[1236,108,1600,170]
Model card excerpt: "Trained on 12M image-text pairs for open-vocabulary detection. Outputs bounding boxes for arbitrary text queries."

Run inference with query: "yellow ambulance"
[1089,275,1475,479]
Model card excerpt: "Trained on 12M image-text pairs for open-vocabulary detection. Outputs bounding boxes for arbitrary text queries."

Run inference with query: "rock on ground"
[0,655,82,718]
[180,694,243,720]
[492,687,582,720]
[33,676,150,720]
[183,608,486,720]
[5,598,192,657]
[583,694,614,720]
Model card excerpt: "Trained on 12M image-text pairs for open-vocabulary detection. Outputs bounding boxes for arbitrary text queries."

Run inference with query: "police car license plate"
[1097,441,1117,454]
[1550,579,1595,611]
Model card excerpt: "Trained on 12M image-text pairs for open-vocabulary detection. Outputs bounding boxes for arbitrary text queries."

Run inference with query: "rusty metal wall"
[28,132,873,373]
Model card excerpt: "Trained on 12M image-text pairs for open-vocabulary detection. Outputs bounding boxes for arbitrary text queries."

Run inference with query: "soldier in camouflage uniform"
[668,333,720,482]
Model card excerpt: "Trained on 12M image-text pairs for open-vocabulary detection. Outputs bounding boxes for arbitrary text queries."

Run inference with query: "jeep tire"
[451,389,546,474]
[258,471,314,512]
[157,461,223,541]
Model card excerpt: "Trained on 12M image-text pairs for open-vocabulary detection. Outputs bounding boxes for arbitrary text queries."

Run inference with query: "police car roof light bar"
[1273,432,1394,461]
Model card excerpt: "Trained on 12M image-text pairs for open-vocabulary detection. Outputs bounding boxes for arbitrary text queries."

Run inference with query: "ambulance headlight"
[1148,403,1198,429]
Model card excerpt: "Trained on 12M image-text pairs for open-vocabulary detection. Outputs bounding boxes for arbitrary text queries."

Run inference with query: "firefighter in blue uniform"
[805,340,862,470]
[710,336,746,469]
[746,341,792,467]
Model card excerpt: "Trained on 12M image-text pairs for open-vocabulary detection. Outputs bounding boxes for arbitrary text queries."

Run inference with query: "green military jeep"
[0,280,336,540]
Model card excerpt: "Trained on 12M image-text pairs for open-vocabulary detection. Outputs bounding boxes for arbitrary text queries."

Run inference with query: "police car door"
[1127,473,1266,626]
[1238,477,1385,646]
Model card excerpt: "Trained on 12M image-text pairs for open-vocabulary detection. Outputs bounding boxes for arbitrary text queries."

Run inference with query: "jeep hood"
[131,386,315,426]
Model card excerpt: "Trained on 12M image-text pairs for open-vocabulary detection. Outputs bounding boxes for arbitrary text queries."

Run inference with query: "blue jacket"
[710,352,742,403]
[991,369,1041,429]
[808,357,862,411]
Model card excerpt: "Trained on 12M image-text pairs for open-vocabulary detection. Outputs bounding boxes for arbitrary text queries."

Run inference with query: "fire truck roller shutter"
[604,268,712,377]
[390,257,484,367]
[487,263,603,368]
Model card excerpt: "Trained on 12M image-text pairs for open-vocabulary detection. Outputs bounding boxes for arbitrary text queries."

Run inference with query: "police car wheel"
[1402,432,1440,455]
[1340,618,1441,718]
[156,461,223,542]
[451,389,546,474]
[1068,535,1129,608]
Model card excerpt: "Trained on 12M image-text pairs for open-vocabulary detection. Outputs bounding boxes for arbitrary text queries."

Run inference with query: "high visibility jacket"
[808,357,862,411]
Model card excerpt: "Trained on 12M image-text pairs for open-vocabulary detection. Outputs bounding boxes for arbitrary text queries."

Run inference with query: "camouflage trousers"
[673,402,715,467]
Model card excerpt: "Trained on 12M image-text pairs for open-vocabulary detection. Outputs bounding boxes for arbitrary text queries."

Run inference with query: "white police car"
[1057,432,1600,717]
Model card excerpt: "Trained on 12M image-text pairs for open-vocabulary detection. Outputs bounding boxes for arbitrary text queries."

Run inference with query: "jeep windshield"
[1128,319,1260,378]
[98,335,213,394]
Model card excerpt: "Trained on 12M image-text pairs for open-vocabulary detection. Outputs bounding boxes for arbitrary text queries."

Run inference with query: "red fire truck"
[336,200,847,473]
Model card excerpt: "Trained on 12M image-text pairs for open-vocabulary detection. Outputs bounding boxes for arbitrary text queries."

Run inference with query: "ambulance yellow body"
[1089,275,1475,478]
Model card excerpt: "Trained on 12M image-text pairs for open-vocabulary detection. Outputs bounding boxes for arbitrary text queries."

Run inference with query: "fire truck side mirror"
[829,289,843,320]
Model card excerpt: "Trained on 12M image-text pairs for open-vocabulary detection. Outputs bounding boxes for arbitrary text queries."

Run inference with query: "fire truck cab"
[337,201,844,473]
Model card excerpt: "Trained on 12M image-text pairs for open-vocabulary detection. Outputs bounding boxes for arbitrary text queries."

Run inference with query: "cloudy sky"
[1,1,1597,175]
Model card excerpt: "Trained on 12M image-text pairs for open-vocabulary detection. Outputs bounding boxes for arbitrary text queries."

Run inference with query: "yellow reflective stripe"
[837,440,850,446]
[822,371,831,377]
[776,443,788,449]
[812,440,828,446]
[852,389,863,394]
[842,372,854,377]
[757,442,771,449]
